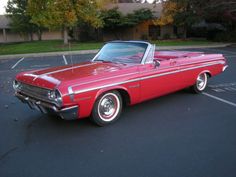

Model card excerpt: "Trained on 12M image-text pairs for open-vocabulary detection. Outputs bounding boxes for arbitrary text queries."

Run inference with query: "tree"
[202,1,236,31]
[101,8,153,38]
[154,0,236,39]
[153,1,177,26]
[27,0,76,44]
[132,8,154,22]
[102,8,123,30]
[5,0,41,41]
[27,0,107,44]
[153,0,203,38]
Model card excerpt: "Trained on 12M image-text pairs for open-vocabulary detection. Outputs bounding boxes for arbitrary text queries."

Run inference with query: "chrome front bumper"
[15,92,78,120]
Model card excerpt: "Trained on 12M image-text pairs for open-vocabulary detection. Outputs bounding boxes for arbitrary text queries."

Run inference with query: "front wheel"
[91,91,123,126]
[191,73,208,93]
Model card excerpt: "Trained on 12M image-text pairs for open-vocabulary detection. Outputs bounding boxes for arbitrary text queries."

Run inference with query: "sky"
[0,0,8,14]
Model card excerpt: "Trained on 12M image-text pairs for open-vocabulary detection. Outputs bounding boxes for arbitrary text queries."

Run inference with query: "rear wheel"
[91,91,122,126]
[191,73,208,93]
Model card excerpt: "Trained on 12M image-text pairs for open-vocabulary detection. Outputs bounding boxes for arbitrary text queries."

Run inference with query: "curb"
[0,50,99,60]
[158,43,231,50]
[0,43,231,60]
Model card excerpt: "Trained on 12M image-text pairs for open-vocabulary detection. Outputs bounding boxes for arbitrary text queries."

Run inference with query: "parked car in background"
[13,41,228,126]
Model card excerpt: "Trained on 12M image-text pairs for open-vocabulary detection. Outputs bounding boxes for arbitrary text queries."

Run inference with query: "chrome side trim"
[178,58,225,66]
[69,72,139,88]
[69,61,223,95]
[73,77,141,94]
[68,87,74,101]
[140,61,220,80]
[38,63,96,76]
[128,84,140,88]
[152,58,225,70]
[77,97,92,101]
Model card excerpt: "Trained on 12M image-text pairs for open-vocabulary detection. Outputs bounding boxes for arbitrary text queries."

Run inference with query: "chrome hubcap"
[100,98,116,116]
[197,73,207,90]
[98,93,120,121]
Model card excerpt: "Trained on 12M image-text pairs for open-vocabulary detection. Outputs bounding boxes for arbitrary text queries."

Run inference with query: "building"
[0,15,63,43]
[0,1,184,43]
[101,2,184,41]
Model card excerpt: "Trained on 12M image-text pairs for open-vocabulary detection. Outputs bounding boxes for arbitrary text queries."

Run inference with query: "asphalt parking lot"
[0,46,236,177]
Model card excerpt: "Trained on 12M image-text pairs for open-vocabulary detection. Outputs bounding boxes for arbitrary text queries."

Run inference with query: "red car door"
[138,59,180,102]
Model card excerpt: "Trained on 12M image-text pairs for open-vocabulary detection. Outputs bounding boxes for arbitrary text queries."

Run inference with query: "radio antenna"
[69,41,74,72]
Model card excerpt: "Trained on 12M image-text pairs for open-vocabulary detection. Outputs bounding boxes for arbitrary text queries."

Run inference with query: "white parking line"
[63,55,68,65]
[11,57,24,69]
[203,92,236,108]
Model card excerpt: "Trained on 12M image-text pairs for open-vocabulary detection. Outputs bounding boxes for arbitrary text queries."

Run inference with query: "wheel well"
[206,72,212,78]
[96,89,131,107]
[116,89,131,106]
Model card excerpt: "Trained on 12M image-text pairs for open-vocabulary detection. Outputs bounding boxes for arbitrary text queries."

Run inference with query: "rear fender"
[198,70,212,78]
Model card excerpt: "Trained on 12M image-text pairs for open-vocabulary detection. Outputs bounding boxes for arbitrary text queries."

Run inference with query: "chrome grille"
[18,82,51,102]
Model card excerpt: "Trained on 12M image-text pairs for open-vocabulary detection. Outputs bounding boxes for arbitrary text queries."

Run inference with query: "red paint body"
[15,50,227,119]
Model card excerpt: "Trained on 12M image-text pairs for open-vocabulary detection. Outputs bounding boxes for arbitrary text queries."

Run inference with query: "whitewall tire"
[191,73,208,93]
[91,91,122,126]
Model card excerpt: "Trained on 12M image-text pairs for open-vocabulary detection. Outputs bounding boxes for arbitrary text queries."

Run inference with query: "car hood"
[16,61,135,90]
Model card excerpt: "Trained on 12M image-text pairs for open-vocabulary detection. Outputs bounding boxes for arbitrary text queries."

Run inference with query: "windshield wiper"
[94,59,124,65]
[94,59,113,63]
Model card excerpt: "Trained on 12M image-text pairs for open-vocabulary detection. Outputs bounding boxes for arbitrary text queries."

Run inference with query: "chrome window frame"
[143,44,156,64]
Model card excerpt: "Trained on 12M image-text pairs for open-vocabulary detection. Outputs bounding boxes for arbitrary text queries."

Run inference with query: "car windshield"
[94,42,148,64]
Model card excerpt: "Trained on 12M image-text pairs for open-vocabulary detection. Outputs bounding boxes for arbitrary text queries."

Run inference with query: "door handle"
[170,60,177,66]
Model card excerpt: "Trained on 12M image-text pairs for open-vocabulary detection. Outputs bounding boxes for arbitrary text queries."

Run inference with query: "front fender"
[95,85,130,100]
[76,85,134,119]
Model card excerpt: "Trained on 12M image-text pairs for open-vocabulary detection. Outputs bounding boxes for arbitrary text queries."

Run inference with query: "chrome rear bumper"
[15,92,78,120]
[223,65,228,72]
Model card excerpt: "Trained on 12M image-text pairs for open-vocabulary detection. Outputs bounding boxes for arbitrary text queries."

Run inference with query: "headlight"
[55,89,62,105]
[48,90,56,100]
[48,89,62,106]
[13,80,21,90]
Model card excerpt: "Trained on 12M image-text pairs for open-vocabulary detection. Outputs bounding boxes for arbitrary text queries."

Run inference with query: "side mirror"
[153,60,160,68]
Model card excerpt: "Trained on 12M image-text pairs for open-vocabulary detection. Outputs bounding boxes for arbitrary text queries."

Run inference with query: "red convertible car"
[13,41,228,126]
